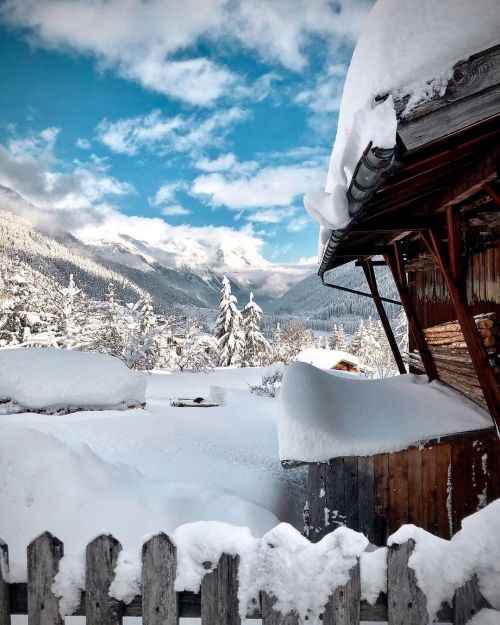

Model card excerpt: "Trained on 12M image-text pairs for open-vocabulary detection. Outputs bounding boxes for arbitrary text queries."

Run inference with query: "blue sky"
[0,0,373,267]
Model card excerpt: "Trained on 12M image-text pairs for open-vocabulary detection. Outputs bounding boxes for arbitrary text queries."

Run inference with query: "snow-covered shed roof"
[304,0,500,270]
[278,362,493,463]
[296,348,359,370]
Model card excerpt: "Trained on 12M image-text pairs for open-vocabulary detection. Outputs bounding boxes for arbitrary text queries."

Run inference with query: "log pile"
[406,312,499,408]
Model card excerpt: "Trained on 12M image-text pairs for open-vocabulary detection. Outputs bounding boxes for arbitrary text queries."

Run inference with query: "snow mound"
[296,348,358,370]
[389,500,500,621]
[278,362,492,461]
[0,348,146,411]
[469,610,500,625]
[305,0,500,247]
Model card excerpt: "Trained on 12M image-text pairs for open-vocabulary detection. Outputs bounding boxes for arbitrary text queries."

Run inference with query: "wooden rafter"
[361,259,406,374]
[385,244,438,381]
[420,230,500,432]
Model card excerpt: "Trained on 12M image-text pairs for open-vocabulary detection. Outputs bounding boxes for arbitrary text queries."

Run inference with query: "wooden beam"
[361,260,406,374]
[355,260,386,267]
[446,206,463,281]
[483,180,500,208]
[420,230,500,432]
[385,244,438,381]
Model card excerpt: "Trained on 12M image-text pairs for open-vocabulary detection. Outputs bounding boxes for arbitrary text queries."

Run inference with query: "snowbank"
[296,348,358,370]
[0,348,146,411]
[304,0,500,249]
[278,362,492,461]
[389,500,500,621]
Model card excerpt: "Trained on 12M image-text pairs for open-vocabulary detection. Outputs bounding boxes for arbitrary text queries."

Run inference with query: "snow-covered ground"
[0,365,306,584]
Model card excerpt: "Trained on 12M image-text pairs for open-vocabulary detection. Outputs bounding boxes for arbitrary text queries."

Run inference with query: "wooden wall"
[307,431,500,545]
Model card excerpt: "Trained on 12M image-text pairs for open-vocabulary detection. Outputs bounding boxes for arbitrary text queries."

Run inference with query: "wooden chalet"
[301,44,500,544]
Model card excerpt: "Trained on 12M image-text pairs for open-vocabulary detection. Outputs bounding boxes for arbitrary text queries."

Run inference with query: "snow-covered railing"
[0,532,492,625]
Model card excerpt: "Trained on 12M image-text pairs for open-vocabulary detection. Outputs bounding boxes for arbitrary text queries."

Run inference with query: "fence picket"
[261,592,299,625]
[453,574,490,625]
[142,533,178,625]
[201,553,241,625]
[323,562,361,625]
[387,540,427,625]
[0,539,10,625]
[27,532,63,625]
[85,534,122,625]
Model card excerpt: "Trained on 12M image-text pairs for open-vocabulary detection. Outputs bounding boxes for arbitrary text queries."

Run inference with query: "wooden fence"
[0,532,492,625]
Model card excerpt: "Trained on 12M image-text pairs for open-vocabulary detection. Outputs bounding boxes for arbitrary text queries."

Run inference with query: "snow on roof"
[296,348,359,369]
[278,362,493,462]
[0,348,146,411]
[304,0,500,251]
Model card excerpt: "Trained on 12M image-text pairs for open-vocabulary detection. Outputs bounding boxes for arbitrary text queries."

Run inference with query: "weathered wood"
[261,593,299,625]
[0,539,10,625]
[343,458,359,532]
[357,456,375,543]
[27,533,63,625]
[201,554,241,625]
[435,444,452,539]
[8,581,456,621]
[406,448,422,526]
[142,533,178,625]
[374,454,389,545]
[86,534,122,625]
[450,440,477,533]
[421,230,500,431]
[362,259,406,374]
[388,451,408,535]
[453,575,490,625]
[394,44,500,122]
[385,245,438,380]
[323,562,361,625]
[387,540,427,625]
[397,86,500,152]
[421,446,438,534]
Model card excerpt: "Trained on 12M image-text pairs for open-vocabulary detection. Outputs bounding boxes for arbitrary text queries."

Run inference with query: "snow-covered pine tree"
[350,319,365,356]
[123,294,161,370]
[394,308,409,357]
[0,256,48,346]
[214,275,245,367]
[97,283,127,358]
[269,319,314,364]
[328,323,348,352]
[173,319,218,372]
[53,273,92,349]
[242,292,270,366]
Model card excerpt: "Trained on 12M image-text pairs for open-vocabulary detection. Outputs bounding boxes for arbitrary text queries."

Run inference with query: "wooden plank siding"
[307,431,500,544]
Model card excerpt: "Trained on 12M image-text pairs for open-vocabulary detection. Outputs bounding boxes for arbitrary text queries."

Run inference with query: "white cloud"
[295,62,347,115]
[96,107,247,156]
[287,215,310,232]
[0,0,370,105]
[150,182,183,207]
[160,205,191,217]
[0,128,133,230]
[246,207,296,224]
[195,153,237,172]
[76,137,91,150]
[192,163,325,210]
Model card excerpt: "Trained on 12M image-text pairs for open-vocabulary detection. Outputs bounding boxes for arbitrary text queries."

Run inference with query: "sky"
[0,0,373,268]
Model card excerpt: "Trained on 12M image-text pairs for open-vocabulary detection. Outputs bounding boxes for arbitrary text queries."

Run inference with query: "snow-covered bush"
[269,320,315,364]
[249,362,286,397]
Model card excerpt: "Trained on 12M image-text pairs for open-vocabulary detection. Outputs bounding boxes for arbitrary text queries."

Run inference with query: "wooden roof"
[321,43,500,273]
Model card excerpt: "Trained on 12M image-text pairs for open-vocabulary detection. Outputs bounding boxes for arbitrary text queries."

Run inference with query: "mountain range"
[0,184,398,330]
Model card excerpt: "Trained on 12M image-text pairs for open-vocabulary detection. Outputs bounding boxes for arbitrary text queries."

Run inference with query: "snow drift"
[278,362,493,461]
[0,348,146,411]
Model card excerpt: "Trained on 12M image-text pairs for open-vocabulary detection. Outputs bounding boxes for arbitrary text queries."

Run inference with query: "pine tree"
[97,283,127,358]
[54,273,92,349]
[394,308,409,356]
[214,276,245,367]
[242,292,270,366]
[328,323,348,352]
[123,294,160,370]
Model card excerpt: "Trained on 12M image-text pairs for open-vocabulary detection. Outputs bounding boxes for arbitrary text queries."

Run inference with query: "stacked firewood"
[406,312,499,407]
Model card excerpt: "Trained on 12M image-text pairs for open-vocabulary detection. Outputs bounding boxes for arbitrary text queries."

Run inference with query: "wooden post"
[142,533,179,625]
[385,244,438,381]
[27,532,63,625]
[201,554,241,625]
[0,539,10,625]
[361,259,406,374]
[261,593,299,625]
[446,207,463,281]
[387,540,427,625]
[453,575,490,625]
[323,562,361,625]
[86,534,122,625]
[421,230,500,431]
